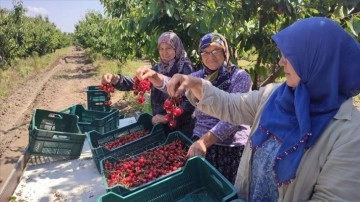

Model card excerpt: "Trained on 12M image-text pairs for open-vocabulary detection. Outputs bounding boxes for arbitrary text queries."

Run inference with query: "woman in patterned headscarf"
[136,32,252,184]
[166,17,360,201]
[102,31,196,136]
[184,33,252,184]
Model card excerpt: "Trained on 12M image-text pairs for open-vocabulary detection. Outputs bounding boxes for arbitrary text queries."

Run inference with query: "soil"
[0,47,131,192]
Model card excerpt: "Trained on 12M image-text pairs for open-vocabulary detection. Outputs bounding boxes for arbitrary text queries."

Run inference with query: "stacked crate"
[28,109,86,158]
[87,85,112,112]
[61,104,122,134]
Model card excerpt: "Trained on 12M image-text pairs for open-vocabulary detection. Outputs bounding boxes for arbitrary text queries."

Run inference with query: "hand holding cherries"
[133,77,151,104]
[163,97,184,128]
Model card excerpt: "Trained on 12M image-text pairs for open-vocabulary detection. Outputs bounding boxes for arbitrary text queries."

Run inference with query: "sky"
[0,0,105,33]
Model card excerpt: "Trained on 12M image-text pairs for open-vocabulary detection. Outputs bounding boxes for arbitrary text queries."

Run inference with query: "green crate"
[87,85,111,111]
[100,131,193,196]
[28,109,85,158]
[97,157,237,202]
[60,104,122,134]
[86,113,163,173]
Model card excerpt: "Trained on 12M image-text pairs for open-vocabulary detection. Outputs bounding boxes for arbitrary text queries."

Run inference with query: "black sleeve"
[114,75,135,91]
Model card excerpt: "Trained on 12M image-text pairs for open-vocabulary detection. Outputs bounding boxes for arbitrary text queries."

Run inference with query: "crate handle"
[48,113,63,119]
[210,174,224,190]
[53,135,70,140]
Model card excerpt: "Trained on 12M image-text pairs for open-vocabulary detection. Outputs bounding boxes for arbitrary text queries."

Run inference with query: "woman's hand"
[151,114,167,125]
[167,74,203,99]
[102,73,120,85]
[136,66,163,87]
[186,131,219,158]
[187,139,207,157]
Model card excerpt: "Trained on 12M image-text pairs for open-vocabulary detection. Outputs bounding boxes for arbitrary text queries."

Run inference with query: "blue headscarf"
[251,17,360,185]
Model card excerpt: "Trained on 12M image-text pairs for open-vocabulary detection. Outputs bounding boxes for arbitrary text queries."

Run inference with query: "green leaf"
[165,3,175,17]
[334,5,345,19]
[351,17,360,37]
[211,11,222,28]
[188,23,198,37]
[199,20,208,33]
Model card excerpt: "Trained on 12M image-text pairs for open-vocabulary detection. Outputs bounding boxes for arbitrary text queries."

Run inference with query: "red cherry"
[136,96,145,103]
[164,114,172,122]
[163,99,173,109]
[172,107,183,117]
[169,120,177,128]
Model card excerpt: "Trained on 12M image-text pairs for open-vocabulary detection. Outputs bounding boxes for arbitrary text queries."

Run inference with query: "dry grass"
[0,47,71,99]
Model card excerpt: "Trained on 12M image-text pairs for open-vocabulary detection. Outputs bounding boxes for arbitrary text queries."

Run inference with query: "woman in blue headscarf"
[166,17,360,201]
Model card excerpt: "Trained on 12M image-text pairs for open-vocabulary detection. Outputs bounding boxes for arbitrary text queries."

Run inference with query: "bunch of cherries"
[163,97,184,128]
[99,83,115,106]
[132,77,151,103]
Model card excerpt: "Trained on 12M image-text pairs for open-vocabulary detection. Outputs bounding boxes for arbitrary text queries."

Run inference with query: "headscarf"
[250,17,360,185]
[157,31,192,75]
[198,32,232,82]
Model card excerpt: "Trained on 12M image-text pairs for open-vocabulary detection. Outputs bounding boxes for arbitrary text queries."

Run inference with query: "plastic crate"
[96,157,237,202]
[60,104,122,134]
[100,131,193,196]
[86,113,163,173]
[87,85,111,111]
[28,109,85,158]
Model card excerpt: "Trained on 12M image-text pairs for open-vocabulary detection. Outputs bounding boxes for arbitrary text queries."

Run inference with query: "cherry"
[163,97,184,128]
[172,107,184,117]
[99,83,115,106]
[133,77,151,104]
[169,120,177,128]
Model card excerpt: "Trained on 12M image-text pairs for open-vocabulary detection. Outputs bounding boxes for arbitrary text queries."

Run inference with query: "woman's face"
[279,55,301,87]
[201,45,225,70]
[158,43,176,64]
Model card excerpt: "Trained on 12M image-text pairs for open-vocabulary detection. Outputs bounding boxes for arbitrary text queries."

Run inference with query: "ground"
[0,47,129,192]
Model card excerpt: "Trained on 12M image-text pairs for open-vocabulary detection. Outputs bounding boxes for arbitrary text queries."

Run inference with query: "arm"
[187,131,219,157]
[192,80,279,126]
[167,74,204,100]
[136,66,164,88]
[209,69,252,141]
[101,73,135,91]
[309,116,360,201]
[114,75,136,91]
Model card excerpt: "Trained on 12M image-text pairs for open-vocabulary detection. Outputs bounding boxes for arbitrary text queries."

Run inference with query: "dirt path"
[0,47,101,191]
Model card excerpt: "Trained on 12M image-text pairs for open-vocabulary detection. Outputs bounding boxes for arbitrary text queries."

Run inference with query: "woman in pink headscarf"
[102,31,196,136]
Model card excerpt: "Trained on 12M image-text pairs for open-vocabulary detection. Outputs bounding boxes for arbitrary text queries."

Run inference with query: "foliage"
[74,0,360,89]
[0,2,72,69]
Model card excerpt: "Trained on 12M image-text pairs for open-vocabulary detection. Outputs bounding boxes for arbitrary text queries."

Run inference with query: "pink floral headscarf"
[157,32,192,74]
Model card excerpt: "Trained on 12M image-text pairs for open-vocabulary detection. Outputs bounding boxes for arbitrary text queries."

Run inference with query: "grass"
[0,47,71,99]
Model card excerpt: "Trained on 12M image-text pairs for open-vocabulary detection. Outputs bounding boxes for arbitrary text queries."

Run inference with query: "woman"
[102,31,195,136]
[136,33,252,184]
[166,17,360,201]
